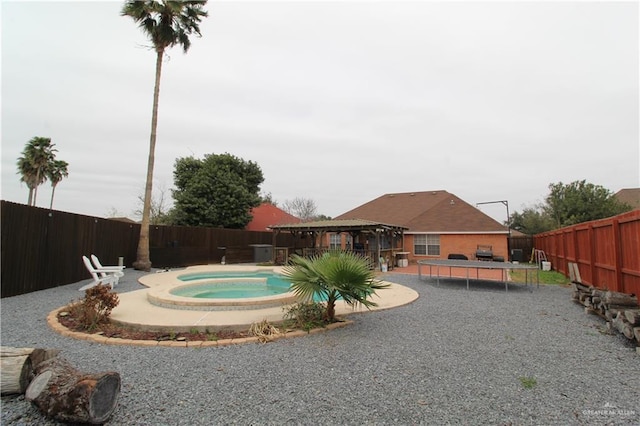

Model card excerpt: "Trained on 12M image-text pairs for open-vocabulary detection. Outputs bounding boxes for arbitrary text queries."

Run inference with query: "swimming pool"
[146,268,299,311]
[171,278,291,299]
[103,265,418,334]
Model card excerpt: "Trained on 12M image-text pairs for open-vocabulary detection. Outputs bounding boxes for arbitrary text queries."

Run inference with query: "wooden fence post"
[612,218,623,293]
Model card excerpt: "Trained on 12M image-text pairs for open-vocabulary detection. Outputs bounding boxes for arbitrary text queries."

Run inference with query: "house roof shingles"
[615,188,640,210]
[246,203,301,231]
[335,190,507,233]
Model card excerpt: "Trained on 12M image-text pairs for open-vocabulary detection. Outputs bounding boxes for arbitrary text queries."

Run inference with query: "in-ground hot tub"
[146,268,299,311]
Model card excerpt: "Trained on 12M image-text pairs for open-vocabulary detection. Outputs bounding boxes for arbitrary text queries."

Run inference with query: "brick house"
[246,202,301,231]
[333,190,509,263]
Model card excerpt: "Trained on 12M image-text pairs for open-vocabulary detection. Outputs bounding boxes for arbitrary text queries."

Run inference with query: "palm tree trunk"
[133,49,163,271]
[33,169,42,206]
[326,295,337,322]
[49,185,57,210]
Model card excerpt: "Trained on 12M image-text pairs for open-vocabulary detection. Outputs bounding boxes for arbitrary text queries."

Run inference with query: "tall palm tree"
[17,156,38,206]
[16,137,57,206]
[281,251,390,322]
[47,160,69,209]
[122,0,208,271]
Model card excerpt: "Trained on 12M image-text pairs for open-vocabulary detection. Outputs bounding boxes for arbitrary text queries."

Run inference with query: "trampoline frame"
[417,259,539,292]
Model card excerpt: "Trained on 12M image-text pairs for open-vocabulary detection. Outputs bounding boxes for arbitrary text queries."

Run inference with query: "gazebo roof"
[268,218,408,233]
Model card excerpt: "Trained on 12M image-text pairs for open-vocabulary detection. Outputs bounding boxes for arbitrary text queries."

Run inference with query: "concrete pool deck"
[108,264,419,332]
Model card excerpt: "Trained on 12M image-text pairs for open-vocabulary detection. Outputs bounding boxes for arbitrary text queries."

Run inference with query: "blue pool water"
[174,271,291,299]
[172,282,291,299]
[173,270,337,301]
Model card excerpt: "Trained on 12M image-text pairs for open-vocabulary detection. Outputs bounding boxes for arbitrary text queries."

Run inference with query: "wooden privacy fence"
[507,236,533,261]
[1,201,139,297]
[534,210,640,295]
[1,201,298,297]
[147,224,299,266]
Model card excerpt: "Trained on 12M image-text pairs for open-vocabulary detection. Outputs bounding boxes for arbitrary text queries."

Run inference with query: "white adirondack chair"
[79,256,120,291]
[90,255,125,278]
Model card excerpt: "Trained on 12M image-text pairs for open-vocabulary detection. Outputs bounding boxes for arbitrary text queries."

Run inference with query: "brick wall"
[405,233,508,262]
[321,231,509,263]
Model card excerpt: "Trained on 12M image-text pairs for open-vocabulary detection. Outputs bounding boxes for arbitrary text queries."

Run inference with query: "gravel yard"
[1,270,638,425]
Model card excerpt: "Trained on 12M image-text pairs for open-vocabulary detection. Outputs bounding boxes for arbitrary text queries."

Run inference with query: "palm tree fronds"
[122,0,207,53]
[280,250,390,321]
[16,136,62,206]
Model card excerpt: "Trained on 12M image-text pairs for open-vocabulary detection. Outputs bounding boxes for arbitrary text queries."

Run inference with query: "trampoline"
[417,259,539,292]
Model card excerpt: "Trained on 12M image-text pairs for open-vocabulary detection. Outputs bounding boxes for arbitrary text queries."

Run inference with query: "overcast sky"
[2,1,638,223]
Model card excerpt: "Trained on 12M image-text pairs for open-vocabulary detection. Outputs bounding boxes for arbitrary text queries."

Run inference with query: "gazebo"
[268,219,408,268]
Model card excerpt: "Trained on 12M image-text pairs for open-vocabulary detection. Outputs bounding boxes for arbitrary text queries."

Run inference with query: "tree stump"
[1,346,60,395]
[25,357,121,424]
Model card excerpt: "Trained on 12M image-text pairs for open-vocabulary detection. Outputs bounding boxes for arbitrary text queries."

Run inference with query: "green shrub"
[284,302,327,331]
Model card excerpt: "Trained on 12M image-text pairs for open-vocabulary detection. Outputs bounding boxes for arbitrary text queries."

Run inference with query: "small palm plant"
[281,250,389,322]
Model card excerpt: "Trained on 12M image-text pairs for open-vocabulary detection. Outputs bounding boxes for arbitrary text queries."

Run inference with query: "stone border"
[47,306,352,347]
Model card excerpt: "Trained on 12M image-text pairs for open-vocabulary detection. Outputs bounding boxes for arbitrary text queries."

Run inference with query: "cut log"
[612,313,635,340]
[606,304,638,312]
[580,298,593,308]
[605,309,616,322]
[572,281,590,293]
[603,291,638,307]
[622,324,635,340]
[1,346,60,395]
[623,309,640,326]
[26,357,120,424]
[634,327,640,342]
[1,354,30,395]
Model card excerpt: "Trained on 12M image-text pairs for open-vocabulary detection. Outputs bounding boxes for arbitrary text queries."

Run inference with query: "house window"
[414,234,440,256]
[330,234,342,249]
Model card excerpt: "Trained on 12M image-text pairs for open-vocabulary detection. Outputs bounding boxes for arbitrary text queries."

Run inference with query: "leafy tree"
[47,159,69,209]
[134,185,172,225]
[509,204,556,235]
[171,153,264,228]
[281,251,389,322]
[511,180,633,234]
[122,0,208,271]
[282,197,318,221]
[544,180,632,227]
[260,192,277,206]
[16,137,58,206]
